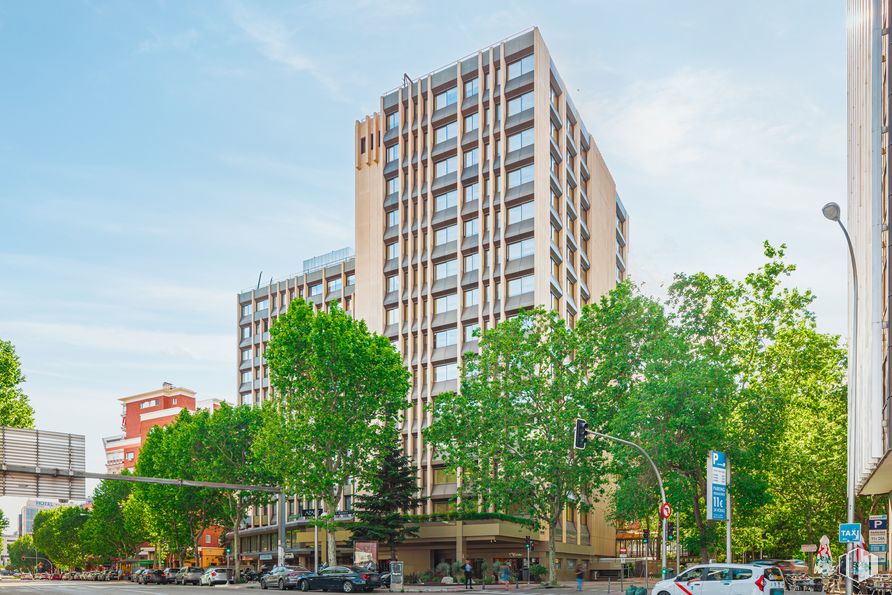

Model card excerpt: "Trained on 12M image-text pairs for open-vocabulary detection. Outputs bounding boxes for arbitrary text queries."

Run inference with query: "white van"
[652,564,785,595]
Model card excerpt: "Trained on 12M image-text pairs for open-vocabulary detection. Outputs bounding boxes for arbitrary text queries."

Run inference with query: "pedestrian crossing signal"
[643,529,650,544]
[667,522,675,541]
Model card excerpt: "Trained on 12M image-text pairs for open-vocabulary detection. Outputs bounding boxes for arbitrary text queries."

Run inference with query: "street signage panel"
[871,516,889,530]
[840,523,862,543]
[259,553,273,561]
[870,545,888,552]
[801,544,817,553]
[706,451,728,521]
[870,533,888,544]
[660,503,672,519]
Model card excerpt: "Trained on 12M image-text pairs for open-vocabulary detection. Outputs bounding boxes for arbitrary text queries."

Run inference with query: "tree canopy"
[0,339,35,428]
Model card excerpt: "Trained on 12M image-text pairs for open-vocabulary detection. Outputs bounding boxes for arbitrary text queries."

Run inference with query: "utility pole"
[726,461,732,564]
[675,510,680,576]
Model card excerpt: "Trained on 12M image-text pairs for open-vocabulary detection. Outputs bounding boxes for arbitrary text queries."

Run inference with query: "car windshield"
[677,568,704,582]
[764,568,784,581]
[287,566,309,572]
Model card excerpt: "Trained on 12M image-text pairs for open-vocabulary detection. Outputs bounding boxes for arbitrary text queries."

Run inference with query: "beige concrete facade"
[234,27,628,579]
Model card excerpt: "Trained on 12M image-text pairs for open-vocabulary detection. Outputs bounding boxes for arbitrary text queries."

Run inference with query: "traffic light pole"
[584,429,668,579]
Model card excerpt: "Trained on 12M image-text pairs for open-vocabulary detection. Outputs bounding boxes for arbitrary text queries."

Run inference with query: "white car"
[200,567,234,586]
[652,564,785,595]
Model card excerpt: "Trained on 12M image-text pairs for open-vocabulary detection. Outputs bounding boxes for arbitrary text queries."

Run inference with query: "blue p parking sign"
[840,523,862,543]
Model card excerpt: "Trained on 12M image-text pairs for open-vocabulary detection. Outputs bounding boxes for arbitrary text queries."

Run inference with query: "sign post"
[869,516,888,569]
[706,451,731,563]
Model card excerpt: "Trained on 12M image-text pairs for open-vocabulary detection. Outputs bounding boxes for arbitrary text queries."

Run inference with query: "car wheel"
[343,581,355,593]
[658,591,671,595]
[301,580,310,592]
[280,579,286,590]
[262,578,268,590]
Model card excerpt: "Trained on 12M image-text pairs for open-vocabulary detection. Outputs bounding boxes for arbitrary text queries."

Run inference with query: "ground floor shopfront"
[233,517,618,582]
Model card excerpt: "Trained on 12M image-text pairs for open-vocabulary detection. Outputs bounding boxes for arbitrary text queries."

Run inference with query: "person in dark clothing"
[575,567,584,591]
[464,560,473,590]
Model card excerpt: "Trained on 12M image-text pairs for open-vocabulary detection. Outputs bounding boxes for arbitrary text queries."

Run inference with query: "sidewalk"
[242,579,655,593]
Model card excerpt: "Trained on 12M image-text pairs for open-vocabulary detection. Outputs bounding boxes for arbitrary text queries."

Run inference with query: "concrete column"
[456,521,465,563]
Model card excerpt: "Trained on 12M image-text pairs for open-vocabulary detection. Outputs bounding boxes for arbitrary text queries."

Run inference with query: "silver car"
[175,566,203,585]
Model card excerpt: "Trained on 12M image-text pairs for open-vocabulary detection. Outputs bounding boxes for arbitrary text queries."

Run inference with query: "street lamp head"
[822,202,841,222]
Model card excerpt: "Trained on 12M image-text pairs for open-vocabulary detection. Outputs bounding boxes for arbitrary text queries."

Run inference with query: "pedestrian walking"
[464,560,474,590]
[575,567,584,591]
[501,565,510,591]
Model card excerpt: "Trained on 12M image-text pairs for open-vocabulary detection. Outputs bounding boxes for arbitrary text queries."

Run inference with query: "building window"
[434,363,458,382]
[434,259,457,280]
[435,189,458,212]
[126,452,135,461]
[310,284,322,297]
[255,299,268,311]
[464,112,479,132]
[241,326,251,339]
[241,303,253,317]
[241,371,251,384]
[464,77,478,98]
[327,278,342,293]
[387,177,399,195]
[140,400,157,409]
[386,308,399,326]
[464,323,480,342]
[435,87,458,110]
[346,274,355,286]
[507,164,534,188]
[434,328,458,348]
[387,275,399,293]
[507,91,534,116]
[387,209,398,228]
[464,218,479,237]
[433,467,457,484]
[508,238,535,261]
[464,182,480,204]
[434,293,458,314]
[386,144,399,163]
[387,111,399,130]
[360,137,366,153]
[464,252,480,272]
[435,225,458,245]
[463,147,479,168]
[464,288,479,307]
[435,122,458,144]
[508,128,534,152]
[435,156,458,177]
[508,274,535,297]
[386,242,398,260]
[242,349,252,362]
[205,534,212,544]
[508,55,534,80]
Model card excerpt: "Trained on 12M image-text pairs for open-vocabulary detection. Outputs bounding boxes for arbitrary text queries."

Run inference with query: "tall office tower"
[355,26,627,513]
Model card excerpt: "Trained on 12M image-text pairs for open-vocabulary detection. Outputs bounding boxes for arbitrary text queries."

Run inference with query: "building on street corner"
[234,27,628,579]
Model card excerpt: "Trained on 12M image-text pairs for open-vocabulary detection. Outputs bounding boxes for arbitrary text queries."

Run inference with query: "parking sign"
[706,451,728,521]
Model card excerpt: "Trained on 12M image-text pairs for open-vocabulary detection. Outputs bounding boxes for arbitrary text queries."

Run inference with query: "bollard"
[608,577,612,594]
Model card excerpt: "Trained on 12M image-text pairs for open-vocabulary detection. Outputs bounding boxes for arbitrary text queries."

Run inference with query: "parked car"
[162,567,179,583]
[200,566,234,586]
[106,570,120,581]
[652,564,785,595]
[260,565,312,590]
[140,569,167,584]
[132,569,147,582]
[294,566,382,593]
[175,566,204,585]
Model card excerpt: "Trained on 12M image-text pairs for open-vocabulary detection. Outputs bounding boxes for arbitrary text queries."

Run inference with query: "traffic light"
[574,419,588,450]
[642,529,650,544]
[667,522,675,541]
[524,536,532,550]
[225,545,231,555]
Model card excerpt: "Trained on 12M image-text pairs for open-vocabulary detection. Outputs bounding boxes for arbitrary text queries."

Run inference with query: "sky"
[0,1,846,525]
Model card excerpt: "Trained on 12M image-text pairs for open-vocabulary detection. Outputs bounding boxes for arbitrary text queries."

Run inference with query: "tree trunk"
[233,505,242,582]
[325,496,338,567]
[547,506,559,585]
[691,479,709,563]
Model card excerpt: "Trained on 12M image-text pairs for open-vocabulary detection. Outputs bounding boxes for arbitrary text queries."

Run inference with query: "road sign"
[660,503,672,519]
[802,544,818,553]
[870,516,889,531]
[870,545,888,553]
[840,523,862,543]
[620,546,627,555]
[870,533,888,545]
[706,451,728,521]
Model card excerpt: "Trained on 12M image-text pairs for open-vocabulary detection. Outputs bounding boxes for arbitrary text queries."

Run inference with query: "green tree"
[32,506,89,569]
[82,473,148,563]
[8,534,44,571]
[200,403,273,580]
[135,409,226,565]
[350,442,422,560]
[425,308,609,584]
[257,299,410,567]
[0,510,9,535]
[0,339,35,427]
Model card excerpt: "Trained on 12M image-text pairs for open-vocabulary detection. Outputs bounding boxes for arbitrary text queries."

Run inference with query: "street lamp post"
[822,201,858,595]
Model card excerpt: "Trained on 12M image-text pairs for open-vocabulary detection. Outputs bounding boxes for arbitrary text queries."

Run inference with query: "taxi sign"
[840,523,862,543]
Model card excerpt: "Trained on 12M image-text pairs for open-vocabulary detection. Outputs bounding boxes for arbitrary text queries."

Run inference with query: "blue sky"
[0,1,845,512]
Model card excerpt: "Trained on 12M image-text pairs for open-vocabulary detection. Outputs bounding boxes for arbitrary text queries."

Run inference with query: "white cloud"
[227,1,340,96]
[0,320,231,364]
